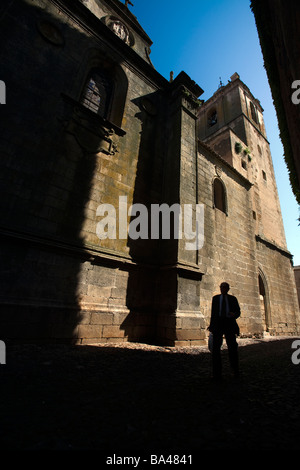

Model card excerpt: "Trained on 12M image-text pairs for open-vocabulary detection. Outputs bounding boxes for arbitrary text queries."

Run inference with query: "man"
[208,282,241,379]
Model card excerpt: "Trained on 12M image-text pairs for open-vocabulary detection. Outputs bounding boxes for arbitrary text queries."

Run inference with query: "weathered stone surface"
[0,0,298,346]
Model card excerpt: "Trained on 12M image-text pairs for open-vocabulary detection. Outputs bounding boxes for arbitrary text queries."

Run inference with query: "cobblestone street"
[0,336,299,452]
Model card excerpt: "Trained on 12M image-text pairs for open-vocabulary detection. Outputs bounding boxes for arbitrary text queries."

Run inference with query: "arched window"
[81,69,113,118]
[77,52,129,128]
[213,178,227,213]
[208,109,217,127]
[250,101,258,124]
[257,144,262,156]
[258,272,270,331]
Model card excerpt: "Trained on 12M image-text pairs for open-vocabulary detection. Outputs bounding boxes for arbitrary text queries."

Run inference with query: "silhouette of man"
[208,282,240,379]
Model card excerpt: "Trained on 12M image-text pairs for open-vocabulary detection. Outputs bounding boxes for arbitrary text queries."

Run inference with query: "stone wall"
[242,119,287,249]
[0,0,207,346]
[155,73,205,346]
[197,143,263,338]
[294,266,300,308]
[255,237,299,335]
[0,0,165,344]
[197,73,300,339]
[0,0,299,345]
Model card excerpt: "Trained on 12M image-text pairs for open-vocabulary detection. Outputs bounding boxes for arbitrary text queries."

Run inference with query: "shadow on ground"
[0,338,299,451]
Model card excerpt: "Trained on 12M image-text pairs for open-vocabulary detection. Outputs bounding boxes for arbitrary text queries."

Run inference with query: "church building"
[0,0,299,345]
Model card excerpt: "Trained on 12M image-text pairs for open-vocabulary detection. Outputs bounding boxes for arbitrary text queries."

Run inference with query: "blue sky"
[129,0,300,265]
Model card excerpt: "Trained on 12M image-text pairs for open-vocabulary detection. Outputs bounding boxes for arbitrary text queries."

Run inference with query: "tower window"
[208,109,217,127]
[81,69,113,118]
[241,160,247,170]
[250,101,258,124]
[262,170,267,181]
[213,178,226,213]
[257,144,262,156]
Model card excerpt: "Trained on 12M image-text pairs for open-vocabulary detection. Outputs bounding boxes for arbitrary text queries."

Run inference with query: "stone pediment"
[79,0,153,63]
[80,0,151,44]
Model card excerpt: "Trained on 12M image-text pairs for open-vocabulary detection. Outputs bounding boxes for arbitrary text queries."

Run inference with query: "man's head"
[220,282,230,295]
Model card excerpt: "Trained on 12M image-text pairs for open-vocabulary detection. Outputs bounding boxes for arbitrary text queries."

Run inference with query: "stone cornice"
[198,139,253,188]
[255,234,293,259]
[48,0,168,89]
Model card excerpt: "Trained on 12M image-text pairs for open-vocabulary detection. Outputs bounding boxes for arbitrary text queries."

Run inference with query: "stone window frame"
[207,108,217,127]
[212,177,228,215]
[250,101,259,125]
[61,52,128,156]
[76,51,128,129]
[80,68,114,118]
[241,159,247,170]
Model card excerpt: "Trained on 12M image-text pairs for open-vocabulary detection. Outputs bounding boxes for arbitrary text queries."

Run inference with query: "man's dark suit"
[209,294,240,335]
[208,293,241,378]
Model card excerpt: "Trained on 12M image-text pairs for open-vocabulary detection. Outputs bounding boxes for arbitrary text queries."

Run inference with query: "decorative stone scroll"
[67,108,119,155]
[60,94,125,156]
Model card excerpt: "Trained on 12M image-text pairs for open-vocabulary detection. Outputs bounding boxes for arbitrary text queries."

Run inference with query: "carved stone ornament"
[65,108,119,155]
[103,16,135,46]
[109,19,130,45]
[37,20,64,46]
[60,94,125,157]
[74,116,117,155]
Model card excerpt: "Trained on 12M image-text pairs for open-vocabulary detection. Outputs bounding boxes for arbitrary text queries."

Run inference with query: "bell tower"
[197,72,287,250]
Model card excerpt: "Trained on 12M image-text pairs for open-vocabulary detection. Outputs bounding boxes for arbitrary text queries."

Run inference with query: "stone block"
[87,267,116,287]
[110,287,127,300]
[108,297,126,307]
[102,325,125,338]
[190,339,207,346]
[90,312,114,325]
[176,329,203,340]
[77,325,103,339]
[76,311,91,325]
[113,312,130,325]
[87,285,111,299]
[180,316,203,329]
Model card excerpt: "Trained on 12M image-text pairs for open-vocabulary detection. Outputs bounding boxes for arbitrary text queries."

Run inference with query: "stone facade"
[294,266,300,308]
[0,0,299,345]
[197,73,299,338]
